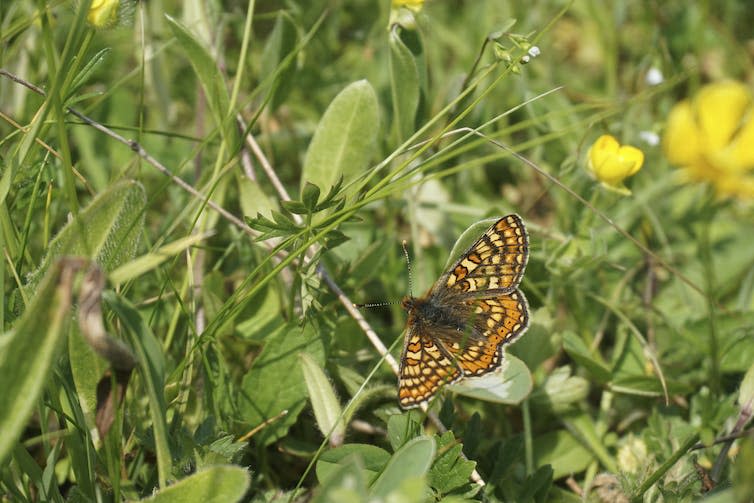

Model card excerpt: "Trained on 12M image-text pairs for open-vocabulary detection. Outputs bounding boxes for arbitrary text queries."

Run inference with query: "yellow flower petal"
[587,135,644,195]
[87,0,120,29]
[693,81,751,152]
[391,0,425,12]
[663,100,704,166]
[663,80,754,199]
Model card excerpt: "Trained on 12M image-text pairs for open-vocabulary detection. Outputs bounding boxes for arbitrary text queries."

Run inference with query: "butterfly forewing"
[442,214,528,294]
[397,215,530,409]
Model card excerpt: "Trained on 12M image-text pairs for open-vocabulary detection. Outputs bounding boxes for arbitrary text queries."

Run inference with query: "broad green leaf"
[427,431,476,495]
[562,331,611,383]
[0,260,75,465]
[519,465,554,502]
[387,410,423,451]
[238,176,276,220]
[370,436,435,499]
[531,430,593,480]
[68,321,107,436]
[104,292,170,487]
[447,354,533,404]
[732,435,754,501]
[529,366,589,413]
[140,465,250,503]
[234,284,283,342]
[42,181,145,437]
[238,322,325,446]
[509,307,558,371]
[26,179,146,295]
[300,353,346,446]
[389,27,419,142]
[562,412,617,473]
[714,312,754,372]
[109,232,212,285]
[609,374,670,397]
[316,444,391,486]
[301,80,379,195]
[165,15,239,151]
[312,455,368,503]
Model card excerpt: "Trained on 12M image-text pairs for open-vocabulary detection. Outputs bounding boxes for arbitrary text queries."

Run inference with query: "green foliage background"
[1,0,754,501]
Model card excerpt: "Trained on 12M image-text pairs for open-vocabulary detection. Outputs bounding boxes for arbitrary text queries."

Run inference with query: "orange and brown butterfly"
[398,214,530,409]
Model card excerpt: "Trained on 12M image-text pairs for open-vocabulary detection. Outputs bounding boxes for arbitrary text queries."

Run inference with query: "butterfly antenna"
[354,240,414,309]
[354,300,400,308]
[402,240,414,298]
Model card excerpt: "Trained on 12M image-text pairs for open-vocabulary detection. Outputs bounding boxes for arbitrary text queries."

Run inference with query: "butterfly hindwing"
[398,326,462,409]
[434,290,529,377]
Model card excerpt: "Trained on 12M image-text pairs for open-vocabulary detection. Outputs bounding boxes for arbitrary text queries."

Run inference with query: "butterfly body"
[397,215,530,409]
[401,291,470,333]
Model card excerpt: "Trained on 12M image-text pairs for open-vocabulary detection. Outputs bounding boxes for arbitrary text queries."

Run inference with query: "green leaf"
[165,15,239,151]
[316,444,390,486]
[238,176,276,220]
[299,353,345,446]
[281,199,309,215]
[312,455,368,503]
[260,12,298,111]
[387,411,423,451]
[369,436,435,499]
[26,179,146,295]
[739,361,754,408]
[302,182,321,211]
[139,465,250,503]
[301,80,379,195]
[238,322,325,446]
[68,48,110,99]
[562,331,611,383]
[109,232,212,286]
[519,465,553,502]
[388,27,420,142]
[529,366,589,413]
[428,431,476,495]
[447,354,533,404]
[104,292,171,487]
[531,430,593,480]
[68,320,107,435]
[733,435,754,501]
[0,260,75,465]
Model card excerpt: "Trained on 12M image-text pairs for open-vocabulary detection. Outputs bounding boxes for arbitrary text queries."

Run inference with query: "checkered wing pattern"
[442,214,528,294]
[397,215,530,409]
[398,327,462,409]
[436,292,529,377]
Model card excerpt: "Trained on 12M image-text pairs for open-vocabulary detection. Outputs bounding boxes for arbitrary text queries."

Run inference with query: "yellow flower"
[391,0,425,11]
[87,0,121,29]
[587,135,645,195]
[663,81,754,198]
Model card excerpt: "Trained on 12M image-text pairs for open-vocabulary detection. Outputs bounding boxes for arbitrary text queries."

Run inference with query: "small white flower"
[528,46,541,58]
[639,131,660,146]
[645,67,664,86]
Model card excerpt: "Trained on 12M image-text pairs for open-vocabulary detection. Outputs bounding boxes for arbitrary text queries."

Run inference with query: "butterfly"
[398,215,530,409]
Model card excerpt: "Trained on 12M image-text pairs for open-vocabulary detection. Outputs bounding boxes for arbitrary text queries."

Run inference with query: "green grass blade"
[103,292,171,488]
[0,260,75,465]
